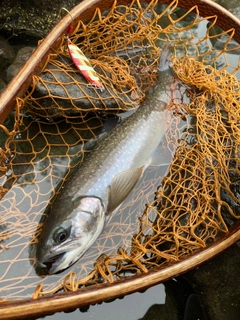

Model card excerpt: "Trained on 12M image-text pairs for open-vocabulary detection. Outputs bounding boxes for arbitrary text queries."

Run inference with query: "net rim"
[1,223,240,319]
[0,0,240,318]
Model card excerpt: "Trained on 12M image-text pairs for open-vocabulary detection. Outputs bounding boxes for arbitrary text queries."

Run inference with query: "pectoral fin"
[107,166,145,214]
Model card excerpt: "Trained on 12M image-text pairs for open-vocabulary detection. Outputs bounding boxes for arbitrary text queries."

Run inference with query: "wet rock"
[139,277,207,320]
[0,35,15,68]
[24,55,139,118]
[6,46,35,82]
[0,78,6,92]
[0,0,82,38]
[184,244,240,320]
[139,304,171,320]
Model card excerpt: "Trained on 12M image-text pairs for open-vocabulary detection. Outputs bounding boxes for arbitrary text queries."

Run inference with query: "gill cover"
[36,196,105,274]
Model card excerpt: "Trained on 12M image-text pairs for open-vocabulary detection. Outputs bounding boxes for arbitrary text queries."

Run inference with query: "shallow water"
[45,284,166,320]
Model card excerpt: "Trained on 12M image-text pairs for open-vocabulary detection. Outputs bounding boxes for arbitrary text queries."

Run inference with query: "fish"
[36,44,176,274]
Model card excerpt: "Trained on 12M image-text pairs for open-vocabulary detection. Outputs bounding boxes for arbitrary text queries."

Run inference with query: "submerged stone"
[0,35,15,69]
[6,46,35,82]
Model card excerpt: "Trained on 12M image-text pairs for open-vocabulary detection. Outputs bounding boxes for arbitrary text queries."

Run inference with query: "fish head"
[36,196,105,274]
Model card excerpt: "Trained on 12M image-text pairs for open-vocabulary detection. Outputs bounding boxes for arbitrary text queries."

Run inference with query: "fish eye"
[52,226,70,244]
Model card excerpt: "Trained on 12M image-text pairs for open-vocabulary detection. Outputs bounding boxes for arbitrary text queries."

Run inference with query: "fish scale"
[36,44,176,274]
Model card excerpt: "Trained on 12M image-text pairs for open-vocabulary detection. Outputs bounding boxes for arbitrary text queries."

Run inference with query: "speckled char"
[55,44,174,218]
[36,45,176,273]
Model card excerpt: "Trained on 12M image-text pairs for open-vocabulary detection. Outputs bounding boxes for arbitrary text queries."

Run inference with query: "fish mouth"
[36,252,67,272]
[36,245,86,274]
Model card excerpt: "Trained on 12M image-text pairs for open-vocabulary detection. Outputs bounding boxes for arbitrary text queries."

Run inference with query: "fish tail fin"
[159,43,173,72]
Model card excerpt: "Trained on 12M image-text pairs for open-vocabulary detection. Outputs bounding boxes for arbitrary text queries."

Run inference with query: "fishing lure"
[66,24,104,91]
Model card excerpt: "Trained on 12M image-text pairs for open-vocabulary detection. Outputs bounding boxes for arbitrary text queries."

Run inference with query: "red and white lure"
[66,24,104,91]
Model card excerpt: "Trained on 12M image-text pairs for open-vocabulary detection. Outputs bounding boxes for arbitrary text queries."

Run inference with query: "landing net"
[0,0,239,301]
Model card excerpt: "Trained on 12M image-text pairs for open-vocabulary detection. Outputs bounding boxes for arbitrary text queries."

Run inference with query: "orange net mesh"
[24,0,167,118]
[0,0,240,302]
